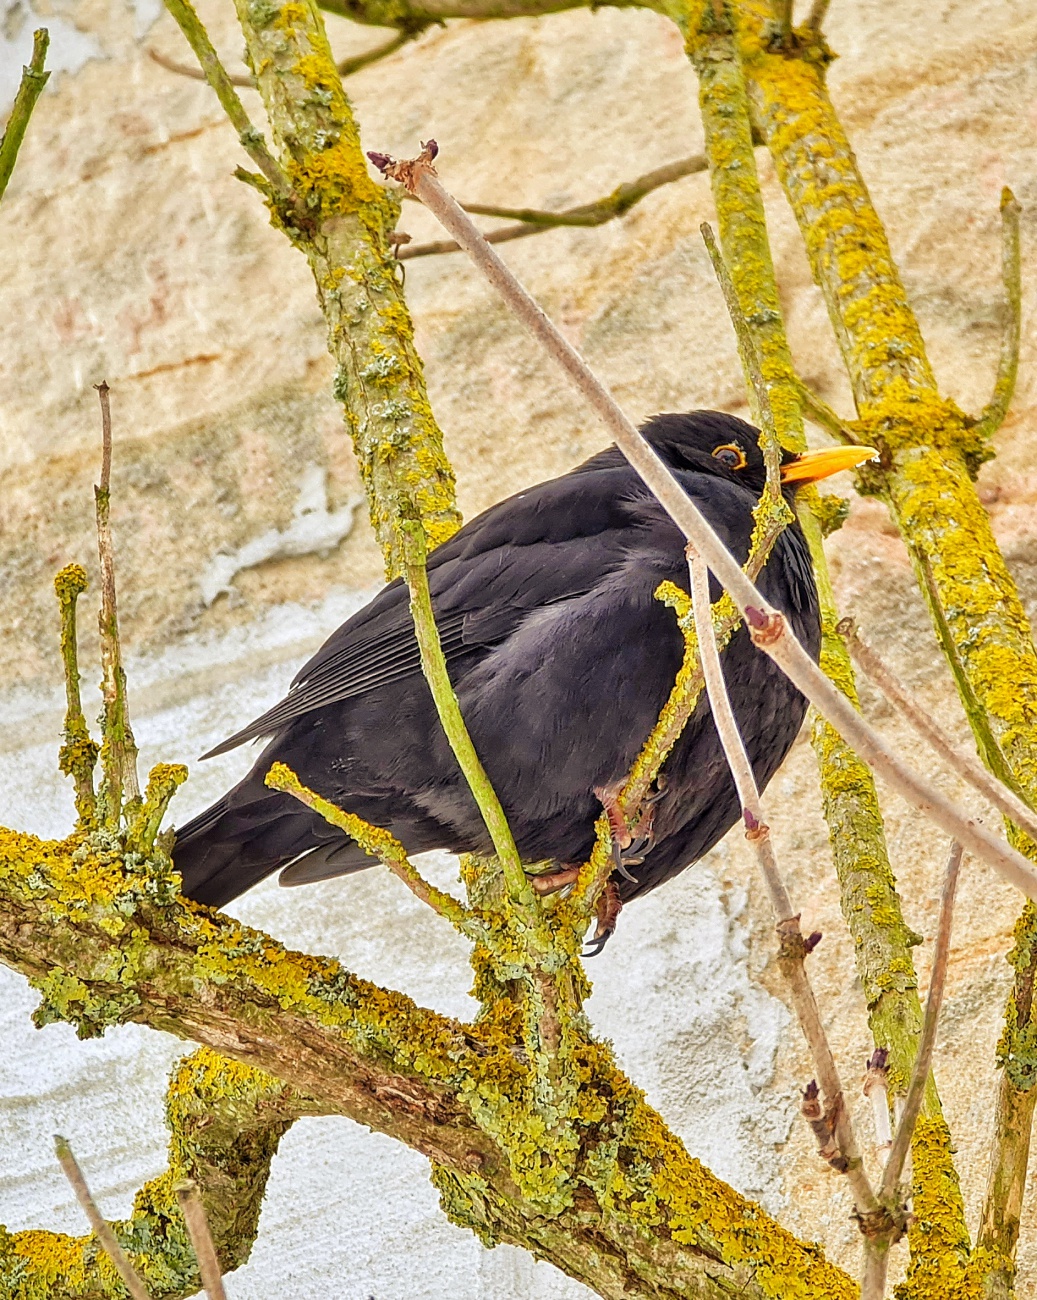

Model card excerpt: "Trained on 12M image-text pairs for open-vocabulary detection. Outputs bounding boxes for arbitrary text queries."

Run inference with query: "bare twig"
[840,617,1037,847]
[174,1181,228,1300]
[148,29,417,88]
[378,142,1037,905]
[880,842,962,1202]
[161,0,291,198]
[398,154,707,258]
[399,519,531,907]
[94,382,140,824]
[689,546,877,1213]
[972,188,1022,442]
[0,27,49,203]
[266,762,491,940]
[55,1136,153,1300]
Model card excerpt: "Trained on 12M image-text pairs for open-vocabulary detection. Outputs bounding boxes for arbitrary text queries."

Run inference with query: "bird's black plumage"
[174,411,821,911]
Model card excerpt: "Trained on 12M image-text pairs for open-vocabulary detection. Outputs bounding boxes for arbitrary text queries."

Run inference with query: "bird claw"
[582,880,623,958]
[612,838,641,884]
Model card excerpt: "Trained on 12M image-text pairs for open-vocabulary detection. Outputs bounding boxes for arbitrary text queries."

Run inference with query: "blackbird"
[175,411,868,924]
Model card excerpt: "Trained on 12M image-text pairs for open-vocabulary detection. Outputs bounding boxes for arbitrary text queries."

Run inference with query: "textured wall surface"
[1,0,1036,1293]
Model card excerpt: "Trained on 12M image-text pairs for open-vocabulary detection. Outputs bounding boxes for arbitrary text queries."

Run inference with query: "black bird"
[174,411,870,928]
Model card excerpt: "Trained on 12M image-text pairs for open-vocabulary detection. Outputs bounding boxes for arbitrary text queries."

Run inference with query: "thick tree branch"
[4,1049,305,1298]
[0,828,856,1300]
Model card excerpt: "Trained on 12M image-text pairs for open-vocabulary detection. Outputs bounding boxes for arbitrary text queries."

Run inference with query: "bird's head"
[641,410,877,495]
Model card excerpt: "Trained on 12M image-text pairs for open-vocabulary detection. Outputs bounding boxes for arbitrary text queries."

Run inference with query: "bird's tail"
[173,772,370,908]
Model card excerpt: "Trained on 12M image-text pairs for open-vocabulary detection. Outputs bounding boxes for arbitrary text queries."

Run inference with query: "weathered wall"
[1,0,1036,1293]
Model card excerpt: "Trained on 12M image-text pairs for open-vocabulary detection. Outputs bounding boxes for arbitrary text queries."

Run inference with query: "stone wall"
[1,0,1035,1294]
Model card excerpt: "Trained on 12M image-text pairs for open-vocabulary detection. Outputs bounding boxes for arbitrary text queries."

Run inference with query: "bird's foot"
[595,778,664,884]
[527,863,581,896]
[583,881,623,958]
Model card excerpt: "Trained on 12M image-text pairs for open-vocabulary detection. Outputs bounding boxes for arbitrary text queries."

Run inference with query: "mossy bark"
[0,827,856,1300]
[233,0,461,576]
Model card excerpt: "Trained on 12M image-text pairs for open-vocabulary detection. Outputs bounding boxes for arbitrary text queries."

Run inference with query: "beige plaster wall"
[1,0,1036,1293]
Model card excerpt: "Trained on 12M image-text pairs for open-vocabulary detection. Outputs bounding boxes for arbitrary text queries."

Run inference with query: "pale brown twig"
[55,1136,152,1300]
[377,141,1037,905]
[791,374,862,444]
[398,154,707,259]
[840,617,1037,846]
[881,842,963,1200]
[174,1181,228,1300]
[689,545,877,1214]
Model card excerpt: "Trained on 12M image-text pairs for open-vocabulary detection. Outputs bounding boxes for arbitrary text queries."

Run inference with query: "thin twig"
[94,383,140,824]
[0,27,49,203]
[791,374,862,444]
[773,0,793,47]
[266,762,491,940]
[805,0,830,33]
[174,1181,228,1300]
[881,841,963,1199]
[840,618,1037,846]
[399,521,532,907]
[378,142,1037,905]
[972,188,1022,442]
[55,1136,153,1300]
[398,154,707,258]
[148,29,417,88]
[54,564,98,825]
[161,0,291,198]
[689,546,877,1213]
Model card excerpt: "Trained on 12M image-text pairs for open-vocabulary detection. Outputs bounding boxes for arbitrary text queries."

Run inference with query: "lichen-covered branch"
[3,1049,307,1299]
[0,27,49,203]
[0,827,856,1300]
[167,0,461,575]
[93,383,141,821]
[968,902,1037,1299]
[54,565,99,827]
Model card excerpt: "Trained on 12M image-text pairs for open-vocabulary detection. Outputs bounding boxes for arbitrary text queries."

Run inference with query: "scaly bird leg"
[583,881,623,958]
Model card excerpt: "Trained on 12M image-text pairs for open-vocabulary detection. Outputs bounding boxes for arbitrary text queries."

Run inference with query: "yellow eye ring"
[711,443,747,471]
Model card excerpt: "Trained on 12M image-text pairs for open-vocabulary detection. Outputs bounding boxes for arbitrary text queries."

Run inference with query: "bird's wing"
[201,466,638,759]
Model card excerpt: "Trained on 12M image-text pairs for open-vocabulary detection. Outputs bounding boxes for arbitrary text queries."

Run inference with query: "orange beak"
[780,444,879,484]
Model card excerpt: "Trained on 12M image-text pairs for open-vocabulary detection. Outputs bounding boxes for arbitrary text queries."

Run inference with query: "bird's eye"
[712,443,747,470]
